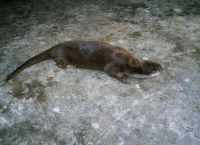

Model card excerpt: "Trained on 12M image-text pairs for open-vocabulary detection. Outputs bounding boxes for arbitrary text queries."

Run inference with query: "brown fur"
[6,40,162,83]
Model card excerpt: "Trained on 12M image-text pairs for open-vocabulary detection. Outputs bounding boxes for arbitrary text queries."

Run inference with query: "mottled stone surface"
[0,1,200,145]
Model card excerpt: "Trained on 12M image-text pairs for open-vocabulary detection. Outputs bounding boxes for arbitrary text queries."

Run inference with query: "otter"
[6,40,162,83]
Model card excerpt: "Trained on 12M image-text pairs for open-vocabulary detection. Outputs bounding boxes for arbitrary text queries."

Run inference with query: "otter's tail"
[6,49,52,81]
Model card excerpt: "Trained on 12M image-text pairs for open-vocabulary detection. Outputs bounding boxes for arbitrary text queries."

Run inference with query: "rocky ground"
[0,0,200,145]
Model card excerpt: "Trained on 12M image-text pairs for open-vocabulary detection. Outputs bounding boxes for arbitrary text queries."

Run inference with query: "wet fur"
[6,40,162,83]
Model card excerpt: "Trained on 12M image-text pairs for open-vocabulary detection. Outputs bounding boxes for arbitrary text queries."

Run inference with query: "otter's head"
[128,58,143,73]
[140,60,162,75]
[128,58,162,75]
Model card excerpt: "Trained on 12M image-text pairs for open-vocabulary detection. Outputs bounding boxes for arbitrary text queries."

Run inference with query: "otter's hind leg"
[54,58,68,69]
[104,62,129,83]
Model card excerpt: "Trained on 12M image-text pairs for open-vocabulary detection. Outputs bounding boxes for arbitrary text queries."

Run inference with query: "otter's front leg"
[104,62,129,83]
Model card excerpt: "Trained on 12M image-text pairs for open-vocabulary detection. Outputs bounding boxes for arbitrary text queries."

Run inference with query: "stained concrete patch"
[9,79,47,102]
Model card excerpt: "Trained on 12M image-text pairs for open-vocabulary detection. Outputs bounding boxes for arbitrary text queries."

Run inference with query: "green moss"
[191,48,200,68]
[101,33,113,42]
[128,32,142,39]
[192,48,200,59]
[11,80,24,99]
[193,105,200,112]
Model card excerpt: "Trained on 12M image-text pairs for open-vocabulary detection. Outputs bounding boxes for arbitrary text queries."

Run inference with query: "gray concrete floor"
[0,1,200,145]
